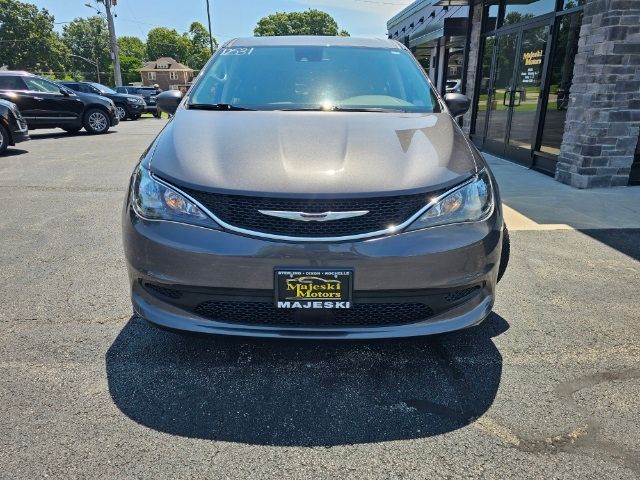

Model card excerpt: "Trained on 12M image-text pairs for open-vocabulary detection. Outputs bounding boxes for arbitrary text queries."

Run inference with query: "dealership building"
[388,0,640,187]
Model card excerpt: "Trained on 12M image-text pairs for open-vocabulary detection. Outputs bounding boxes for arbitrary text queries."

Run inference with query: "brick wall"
[555,0,640,188]
[141,70,193,91]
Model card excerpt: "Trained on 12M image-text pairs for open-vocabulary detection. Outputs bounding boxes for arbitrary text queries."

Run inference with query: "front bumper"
[127,103,145,114]
[123,203,503,339]
[110,111,120,126]
[11,123,29,144]
[3,115,29,144]
[11,129,29,144]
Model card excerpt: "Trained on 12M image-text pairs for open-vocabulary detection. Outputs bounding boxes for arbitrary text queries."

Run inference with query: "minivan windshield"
[189,46,440,113]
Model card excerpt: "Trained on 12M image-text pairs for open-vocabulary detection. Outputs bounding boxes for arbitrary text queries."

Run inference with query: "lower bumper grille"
[193,301,434,327]
[141,281,484,329]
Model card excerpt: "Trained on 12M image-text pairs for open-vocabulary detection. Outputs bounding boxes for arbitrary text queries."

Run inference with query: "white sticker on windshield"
[220,47,254,56]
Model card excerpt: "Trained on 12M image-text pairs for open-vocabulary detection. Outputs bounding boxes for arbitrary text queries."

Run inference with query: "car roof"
[223,36,403,49]
[0,71,32,76]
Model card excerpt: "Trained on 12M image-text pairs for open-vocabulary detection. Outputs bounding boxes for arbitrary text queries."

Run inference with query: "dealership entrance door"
[476,21,550,166]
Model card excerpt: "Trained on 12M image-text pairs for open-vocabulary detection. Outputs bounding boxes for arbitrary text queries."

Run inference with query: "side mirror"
[60,87,70,97]
[444,93,470,118]
[156,90,183,115]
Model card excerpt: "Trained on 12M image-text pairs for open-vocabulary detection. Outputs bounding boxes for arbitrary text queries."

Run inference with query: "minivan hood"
[149,110,479,195]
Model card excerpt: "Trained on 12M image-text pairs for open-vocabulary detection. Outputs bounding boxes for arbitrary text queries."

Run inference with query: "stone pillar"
[462,1,483,134]
[555,0,640,188]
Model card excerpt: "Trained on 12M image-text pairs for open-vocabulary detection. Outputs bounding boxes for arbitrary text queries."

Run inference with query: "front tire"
[0,124,8,155]
[83,108,110,134]
[497,225,510,283]
[115,104,129,121]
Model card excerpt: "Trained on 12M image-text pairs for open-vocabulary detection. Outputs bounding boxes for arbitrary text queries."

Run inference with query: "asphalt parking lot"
[1,120,639,479]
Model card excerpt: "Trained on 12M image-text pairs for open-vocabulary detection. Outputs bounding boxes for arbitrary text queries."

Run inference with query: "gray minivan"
[122,36,509,339]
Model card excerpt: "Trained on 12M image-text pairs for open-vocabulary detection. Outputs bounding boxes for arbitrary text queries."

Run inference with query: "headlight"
[126,97,142,104]
[131,165,220,229]
[406,170,493,231]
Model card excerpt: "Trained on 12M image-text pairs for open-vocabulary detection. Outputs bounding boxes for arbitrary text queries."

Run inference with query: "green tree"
[62,16,111,83]
[118,35,145,61]
[186,21,215,70]
[254,9,349,37]
[146,27,190,63]
[0,0,69,73]
[119,55,143,84]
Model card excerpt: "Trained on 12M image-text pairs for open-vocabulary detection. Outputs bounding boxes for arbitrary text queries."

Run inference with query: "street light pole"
[205,0,214,55]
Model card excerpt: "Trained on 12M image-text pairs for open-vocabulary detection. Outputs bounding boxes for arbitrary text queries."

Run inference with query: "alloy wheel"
[89,112,108,132]
[116,106,127,121]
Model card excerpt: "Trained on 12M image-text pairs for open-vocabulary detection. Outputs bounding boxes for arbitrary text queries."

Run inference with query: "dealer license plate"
[274,269,353,309]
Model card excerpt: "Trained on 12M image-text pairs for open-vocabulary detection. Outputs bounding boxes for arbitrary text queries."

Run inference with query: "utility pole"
[99,0,122,86]
[205,0,214,55]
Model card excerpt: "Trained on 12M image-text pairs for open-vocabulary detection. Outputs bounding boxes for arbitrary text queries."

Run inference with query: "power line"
[351,0,413,4]
[115,17,232,39]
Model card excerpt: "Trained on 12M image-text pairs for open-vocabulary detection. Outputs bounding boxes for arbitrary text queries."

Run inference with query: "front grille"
[193,301,434,327]
[179,187,439,238]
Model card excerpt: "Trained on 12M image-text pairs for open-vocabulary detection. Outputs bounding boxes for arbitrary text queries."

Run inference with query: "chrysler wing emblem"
[258,210,369,222]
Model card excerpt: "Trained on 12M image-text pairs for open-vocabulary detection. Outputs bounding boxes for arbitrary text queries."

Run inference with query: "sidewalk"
[486,154,640,231]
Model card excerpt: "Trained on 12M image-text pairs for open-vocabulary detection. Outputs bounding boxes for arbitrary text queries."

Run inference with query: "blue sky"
[35,0,412,42]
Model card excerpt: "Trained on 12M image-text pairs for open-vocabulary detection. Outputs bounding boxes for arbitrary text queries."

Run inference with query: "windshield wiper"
[276,106,405,113]
[188,103,255,111]
[330,106,398,112]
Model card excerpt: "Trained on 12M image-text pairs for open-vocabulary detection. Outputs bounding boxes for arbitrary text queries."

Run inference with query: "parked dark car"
[125,36,509,339]
[0,72,118,134]
[115,86,161,117]
[0,98,29,154]
[60,81,145,121]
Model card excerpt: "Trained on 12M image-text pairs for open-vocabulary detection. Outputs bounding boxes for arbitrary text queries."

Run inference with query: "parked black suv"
[115,86,161,117]
[0,98,29,154]
[60,81,146,121]
[0,72,119,134]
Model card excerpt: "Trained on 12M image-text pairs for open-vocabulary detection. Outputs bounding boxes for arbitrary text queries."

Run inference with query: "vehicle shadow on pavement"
[579,229,640,262]
[106,313,508,446]
[28,131,115,140]
[2,148,28,157]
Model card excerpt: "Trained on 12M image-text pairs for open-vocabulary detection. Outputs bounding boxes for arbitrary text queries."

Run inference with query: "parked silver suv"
[122,36,509,339]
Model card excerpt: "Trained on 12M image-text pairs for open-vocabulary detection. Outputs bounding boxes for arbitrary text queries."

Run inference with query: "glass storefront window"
[561,0,585,9]
[539,12,582,156]
[508,24,549,151]
[472,35,495,138]
[483,1,500,32]
[444,45,465,94]
[503,0,556,25]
